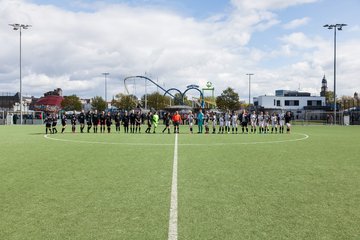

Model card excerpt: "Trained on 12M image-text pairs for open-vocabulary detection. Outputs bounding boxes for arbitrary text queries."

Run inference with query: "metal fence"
[0,111,44,125]
[292,110,360,126]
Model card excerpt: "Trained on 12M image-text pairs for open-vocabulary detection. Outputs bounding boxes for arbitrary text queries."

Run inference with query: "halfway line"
[168,133,178,240]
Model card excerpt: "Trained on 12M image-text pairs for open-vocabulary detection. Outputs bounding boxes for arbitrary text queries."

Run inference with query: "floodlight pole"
[323,23,347,125]
[9,23,31,125]
[246,73,254,106]
[102,72,109,104]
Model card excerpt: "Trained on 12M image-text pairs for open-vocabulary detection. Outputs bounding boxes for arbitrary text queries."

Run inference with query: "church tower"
[320,75,328,97]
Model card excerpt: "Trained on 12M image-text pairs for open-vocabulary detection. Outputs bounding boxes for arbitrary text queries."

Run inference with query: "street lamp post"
[102,72,110,104]
[323,23,347,125]
[9,23,31,125]
[246,73,254,107]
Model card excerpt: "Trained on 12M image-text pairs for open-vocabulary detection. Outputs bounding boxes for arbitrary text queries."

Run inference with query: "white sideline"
[168,133,178,240]
[44,133,309,146]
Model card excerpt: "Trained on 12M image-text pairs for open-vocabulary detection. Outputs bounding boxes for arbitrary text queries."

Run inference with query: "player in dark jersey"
[129,110,136,133]
[114,112,121,133]
[284,111,292,133]
[122,111,130,133]
[99,111,106,133]
[92,110,99,133]
[61,113,67,133]
[71,111,77,133]
[135,111,142,133]
[78,110,85,133]
[86,110,92,133]
[52,113,58,134]
[239,109,249,134]
[145,112,152,133]
[204,111,210,134]
[105,112,112,133]
[44,113,52,134]
[162,112,171,134]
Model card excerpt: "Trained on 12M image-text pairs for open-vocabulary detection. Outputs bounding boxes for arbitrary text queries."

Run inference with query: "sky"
[1,0,359,102]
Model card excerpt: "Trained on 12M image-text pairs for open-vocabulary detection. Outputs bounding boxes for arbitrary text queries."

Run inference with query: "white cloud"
[0,0,359,103]
[283,17,310,29]
[230,0,319,10]
[279,32,324,49]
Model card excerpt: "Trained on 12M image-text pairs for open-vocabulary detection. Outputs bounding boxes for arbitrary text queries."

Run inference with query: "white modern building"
[253,90,327,120]
[254,90,326,110]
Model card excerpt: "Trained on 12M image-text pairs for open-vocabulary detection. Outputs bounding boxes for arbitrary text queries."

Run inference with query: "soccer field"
[0,125,359,239]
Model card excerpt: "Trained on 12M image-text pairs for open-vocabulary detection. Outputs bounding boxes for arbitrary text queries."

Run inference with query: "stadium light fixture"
[9,23,32,125]
[102,73,110,104]
[246,73,254,106]
[323,23,347,125]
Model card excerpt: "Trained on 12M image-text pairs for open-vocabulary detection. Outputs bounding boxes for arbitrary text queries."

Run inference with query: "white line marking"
[44,134,174,146]
[44,133,309,146]
[168,133,178,240]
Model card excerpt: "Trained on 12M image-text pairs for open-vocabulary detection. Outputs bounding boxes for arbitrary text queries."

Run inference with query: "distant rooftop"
[275,90,311,97]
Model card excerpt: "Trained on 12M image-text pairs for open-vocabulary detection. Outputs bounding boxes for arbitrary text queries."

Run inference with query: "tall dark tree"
[61,95,82,111]
[112,93,138,111]
[216,87,241,111]
[325,91,335,105]
[174,93,183,105]
[141,92,171,110]
[91,96,107,111]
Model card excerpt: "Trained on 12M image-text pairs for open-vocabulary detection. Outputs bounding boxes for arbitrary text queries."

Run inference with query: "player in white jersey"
[187,111,194,134]
[258,111,265,133]
[224,111,231,133]
[211,112,217,134]
[271,112,278,133]
[250,111,257,134]
[218,114,225,134]
[278,111,285,133]
[231,112,238,134]
[264,111,271,133]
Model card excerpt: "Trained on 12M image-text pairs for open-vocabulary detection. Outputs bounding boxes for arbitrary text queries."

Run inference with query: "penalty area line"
[168,133,178,240]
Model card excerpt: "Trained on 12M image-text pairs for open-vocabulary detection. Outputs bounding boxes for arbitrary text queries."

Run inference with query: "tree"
[112,93,138,111]
[61,95,82,111]
[91,96,107,111]
[339,95,359,110]
[215,87,241,112]
[325,91,334,105]
[141,92,171,110]
[174,93,183,105]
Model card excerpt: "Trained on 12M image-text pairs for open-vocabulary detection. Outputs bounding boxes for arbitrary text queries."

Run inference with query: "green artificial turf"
[0,125,359,239]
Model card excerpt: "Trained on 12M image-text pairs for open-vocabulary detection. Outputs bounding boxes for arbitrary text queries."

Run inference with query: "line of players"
[44,109,292,134]
[44,110,160,134]
[193,109,292,134]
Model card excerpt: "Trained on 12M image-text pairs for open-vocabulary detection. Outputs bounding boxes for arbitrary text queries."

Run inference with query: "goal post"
[304,110,344,125]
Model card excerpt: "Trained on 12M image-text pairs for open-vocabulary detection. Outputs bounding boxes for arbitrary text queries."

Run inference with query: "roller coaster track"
[123,75,175,98]
[123,75,204,107]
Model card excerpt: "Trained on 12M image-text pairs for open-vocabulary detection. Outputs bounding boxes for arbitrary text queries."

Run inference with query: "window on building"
[294,100,299,106]
[285,100,289,106]
[274,99,276,106]
[277,100,281,106]
[307,100,312,106]
[317,100,322,106]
